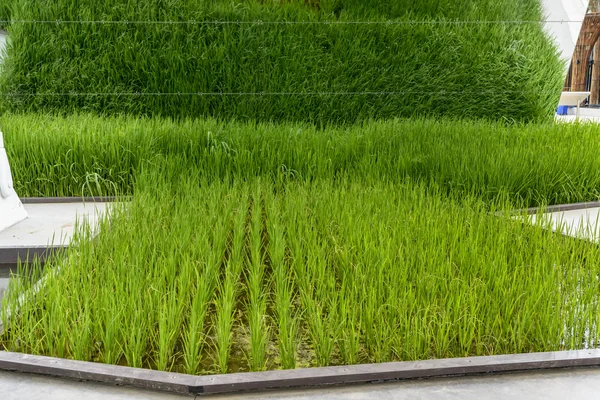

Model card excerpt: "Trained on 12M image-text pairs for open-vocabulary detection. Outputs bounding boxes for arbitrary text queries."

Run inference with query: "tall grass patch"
[0,0,562,122]
[3,113,600,206]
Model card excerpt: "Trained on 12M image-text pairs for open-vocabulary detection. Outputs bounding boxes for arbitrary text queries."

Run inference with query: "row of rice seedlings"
[4,168,600,372]
[244,182,270,371]
[265,190,298,369]
[5,114,600,207]
[284,182,357,366]
[212,185,249,373]
[182,192,234,375]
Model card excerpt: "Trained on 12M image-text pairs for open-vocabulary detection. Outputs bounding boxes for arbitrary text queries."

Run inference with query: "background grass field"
[0,0,563,123]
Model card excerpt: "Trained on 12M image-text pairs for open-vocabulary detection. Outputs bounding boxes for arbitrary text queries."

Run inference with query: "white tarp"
[0,132,27,232]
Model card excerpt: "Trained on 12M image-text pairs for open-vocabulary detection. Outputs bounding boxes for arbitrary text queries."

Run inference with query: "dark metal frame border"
[523,200,600,215]
[1,350,600,395]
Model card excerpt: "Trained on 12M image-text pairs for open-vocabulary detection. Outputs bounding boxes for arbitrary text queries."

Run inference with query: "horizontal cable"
[0,91,566,97]
[0,19,586,26]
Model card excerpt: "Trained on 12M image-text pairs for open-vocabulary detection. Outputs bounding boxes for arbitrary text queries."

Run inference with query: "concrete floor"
[3,367,600,400]
[0,202,110,249]
[0,267,12,309]
[0,370,189,400]
[555,107,600,124]
[528,206,600,242]
[0,202,111,303]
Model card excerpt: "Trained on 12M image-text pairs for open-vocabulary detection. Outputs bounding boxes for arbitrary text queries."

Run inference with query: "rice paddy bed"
[3,169,600,374]
[3,114,600,374]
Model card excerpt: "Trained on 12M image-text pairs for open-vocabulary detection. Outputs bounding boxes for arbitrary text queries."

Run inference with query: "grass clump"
[3,163,600,373]
[0,0,562,122]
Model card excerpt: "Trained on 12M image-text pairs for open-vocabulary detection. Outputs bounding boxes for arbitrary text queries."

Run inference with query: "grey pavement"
[0,201,112,303]
[527,206,600,242]
[0,370,191,399]
[3,367,600,400]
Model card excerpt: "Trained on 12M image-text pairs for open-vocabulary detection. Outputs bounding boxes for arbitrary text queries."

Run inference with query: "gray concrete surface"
[0,370,190,400]
[0,202,111,303]
[528,206,600,242]
[3,367,600,400]
[215,367,600,400]
[0,202,109,249]
[0,267,11,308]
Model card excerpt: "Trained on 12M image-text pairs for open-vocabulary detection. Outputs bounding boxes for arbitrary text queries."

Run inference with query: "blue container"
[556,105,569,115]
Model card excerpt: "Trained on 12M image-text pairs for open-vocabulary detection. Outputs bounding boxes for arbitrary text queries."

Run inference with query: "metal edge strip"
[21,196,125,204]
[524,201,600,215]
[1,350,600,395]
[0,246,66,266]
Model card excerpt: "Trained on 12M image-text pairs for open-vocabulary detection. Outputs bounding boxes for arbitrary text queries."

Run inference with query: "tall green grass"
[3,113,600,206]
[0,0,562,122]
[3,163,600,373]
[0,3,10,30]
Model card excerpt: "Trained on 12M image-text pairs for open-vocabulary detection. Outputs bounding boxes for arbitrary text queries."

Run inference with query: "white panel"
[0,131,27,232]
[0,31,7,63]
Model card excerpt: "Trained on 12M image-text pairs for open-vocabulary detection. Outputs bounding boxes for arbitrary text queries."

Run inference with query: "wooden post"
[591,41,600,104]
[590,2,600,104]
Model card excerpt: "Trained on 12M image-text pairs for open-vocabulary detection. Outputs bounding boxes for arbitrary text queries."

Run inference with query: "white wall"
[541,0,588,71]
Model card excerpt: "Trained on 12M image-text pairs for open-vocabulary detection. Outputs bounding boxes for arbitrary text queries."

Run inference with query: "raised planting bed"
[2,172,600,376]
[2,115,600,391]
[5,114,600,207]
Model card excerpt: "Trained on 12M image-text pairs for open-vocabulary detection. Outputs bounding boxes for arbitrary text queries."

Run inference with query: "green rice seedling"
[155,280,184,371]
[182,191,233,375]
[336,281,361,365]
[265,189,298,369]
[212,185,249,373]
[0,5,10,30]
[285,185,339,367]
[96,286,124,365]
[245,181,270,371]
